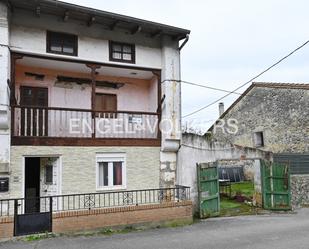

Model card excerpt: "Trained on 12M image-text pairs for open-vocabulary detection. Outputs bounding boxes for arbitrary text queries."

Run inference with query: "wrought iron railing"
[0,186,190,217]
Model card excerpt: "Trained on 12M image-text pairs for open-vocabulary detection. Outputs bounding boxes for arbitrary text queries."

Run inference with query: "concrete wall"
[10,9,162,69]
[15,65,157,112]
[159,35,182,188]
[4,146,160,199]
[0,2,10,174]
[177,133,271,211]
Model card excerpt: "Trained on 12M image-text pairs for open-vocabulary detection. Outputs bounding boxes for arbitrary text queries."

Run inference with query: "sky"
[66,0,309,132]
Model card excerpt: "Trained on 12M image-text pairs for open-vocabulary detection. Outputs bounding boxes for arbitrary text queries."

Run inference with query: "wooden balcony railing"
[11,105,160,144]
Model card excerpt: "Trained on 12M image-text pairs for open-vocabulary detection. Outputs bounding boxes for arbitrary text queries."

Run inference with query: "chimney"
[219,102,224,116]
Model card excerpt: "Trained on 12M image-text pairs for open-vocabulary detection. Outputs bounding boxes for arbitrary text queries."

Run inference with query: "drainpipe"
[179,34,189,50]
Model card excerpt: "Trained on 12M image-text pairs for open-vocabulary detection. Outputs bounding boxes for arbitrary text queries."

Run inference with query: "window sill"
[96,186,127,192]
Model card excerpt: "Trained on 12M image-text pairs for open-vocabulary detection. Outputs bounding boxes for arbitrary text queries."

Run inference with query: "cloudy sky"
[67,0,309,131]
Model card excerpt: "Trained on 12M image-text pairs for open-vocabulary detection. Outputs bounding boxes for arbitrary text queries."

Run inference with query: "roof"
[5,0,190,40]
[251,82,309,90]
[208,82,309,131]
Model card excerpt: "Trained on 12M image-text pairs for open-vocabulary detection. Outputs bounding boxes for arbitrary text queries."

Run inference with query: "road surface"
[1,209,309,249]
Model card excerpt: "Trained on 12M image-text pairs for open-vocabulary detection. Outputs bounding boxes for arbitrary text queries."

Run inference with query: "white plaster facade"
[0,0,190,199]
[177,133,272,211]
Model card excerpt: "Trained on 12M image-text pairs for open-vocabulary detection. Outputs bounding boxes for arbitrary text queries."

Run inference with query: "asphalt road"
[1,209,309,249]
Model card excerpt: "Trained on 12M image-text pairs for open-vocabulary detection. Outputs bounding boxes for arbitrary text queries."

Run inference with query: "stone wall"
[291,175,309,208]
[210,85,309,154]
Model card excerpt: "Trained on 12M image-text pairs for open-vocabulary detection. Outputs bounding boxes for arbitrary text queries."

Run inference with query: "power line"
[182,39,309,118]
[181,143,236,151]
[161,79,243,95]
[161,79,265,102]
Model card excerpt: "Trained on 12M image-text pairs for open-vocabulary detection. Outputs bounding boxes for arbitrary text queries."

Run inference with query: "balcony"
[11,54,161,146]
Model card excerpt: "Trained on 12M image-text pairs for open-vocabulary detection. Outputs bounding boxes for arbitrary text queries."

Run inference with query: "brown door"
[95,93,117,118]
[20,86,48,136]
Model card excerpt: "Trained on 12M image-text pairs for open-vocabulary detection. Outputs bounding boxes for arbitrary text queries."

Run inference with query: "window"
[96,153,126,190]
[109,41,135,63]
[45,165,53,184]
[254,132,264,147]
[47,31,78,56]
[95,93,117,118]
[0,178,9,192]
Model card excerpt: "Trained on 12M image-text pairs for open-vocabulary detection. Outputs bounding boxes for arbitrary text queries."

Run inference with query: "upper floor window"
[109,41,135,63]
[47,31,78,56]
[253,131,264,147]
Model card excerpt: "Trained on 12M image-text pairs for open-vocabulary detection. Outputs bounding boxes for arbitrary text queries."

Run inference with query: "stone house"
[208,82,309,207]
[0,0,192,237]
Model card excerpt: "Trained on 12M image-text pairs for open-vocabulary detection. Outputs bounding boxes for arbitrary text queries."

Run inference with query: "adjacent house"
[208,82,309,207]
[0,0,192,237]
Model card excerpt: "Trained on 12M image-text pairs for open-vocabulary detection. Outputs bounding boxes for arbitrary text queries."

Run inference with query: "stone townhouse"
[208,82,309,207]
[0,0,192,237]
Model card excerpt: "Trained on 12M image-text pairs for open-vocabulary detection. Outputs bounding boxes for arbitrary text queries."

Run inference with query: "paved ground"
[1,209,309,249]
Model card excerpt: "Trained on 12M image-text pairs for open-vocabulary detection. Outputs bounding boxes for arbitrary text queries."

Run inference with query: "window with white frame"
[96,153,126,190]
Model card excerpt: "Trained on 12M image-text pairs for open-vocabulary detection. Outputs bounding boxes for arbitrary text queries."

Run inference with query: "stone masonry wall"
[210,86,309,153]
[291,175,309,208]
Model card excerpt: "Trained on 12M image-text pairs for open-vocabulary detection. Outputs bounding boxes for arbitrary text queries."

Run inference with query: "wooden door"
[261,160,291,210]
[95,93,117,118]
[20,86,48,136]
[197,162,220,218]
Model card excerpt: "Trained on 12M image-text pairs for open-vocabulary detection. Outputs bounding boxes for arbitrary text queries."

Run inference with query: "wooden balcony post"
[152,70,162,139]
[86,64,101,138]
[10,54,23,137]
[10,54,23,105]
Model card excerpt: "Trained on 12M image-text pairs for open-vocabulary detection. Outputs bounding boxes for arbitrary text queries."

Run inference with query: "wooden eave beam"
[109,20,119,30]
[63,10,69,22]
[131,25,142,35]
[35,5,41,17]
[150,30,162,38]
[87,16,95,27]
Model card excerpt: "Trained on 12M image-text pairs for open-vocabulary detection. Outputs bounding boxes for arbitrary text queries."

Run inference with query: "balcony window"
[47,31,78,56]
[109,41,135,63]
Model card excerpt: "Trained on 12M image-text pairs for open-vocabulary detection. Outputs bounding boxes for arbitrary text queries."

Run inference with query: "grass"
[230,181,254,198]
[24,232,56,241]
[220,181,256,217]
[220,199,242,209]
[220,197,254,217]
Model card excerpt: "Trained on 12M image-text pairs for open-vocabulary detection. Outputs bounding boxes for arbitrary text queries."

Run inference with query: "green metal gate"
[197,162,220,218]
[261,160,291,210]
